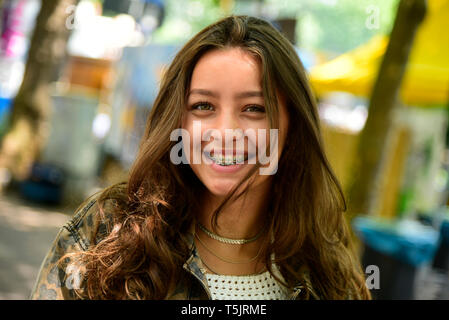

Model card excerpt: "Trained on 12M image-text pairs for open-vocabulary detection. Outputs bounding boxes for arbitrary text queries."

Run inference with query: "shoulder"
[64,192,117,250]
[30,186,125,300]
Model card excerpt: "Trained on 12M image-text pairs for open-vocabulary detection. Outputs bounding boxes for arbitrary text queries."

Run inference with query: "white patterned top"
[205,265,289,300]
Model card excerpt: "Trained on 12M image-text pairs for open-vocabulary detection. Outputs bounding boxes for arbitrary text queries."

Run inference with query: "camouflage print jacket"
[30,198,322,300]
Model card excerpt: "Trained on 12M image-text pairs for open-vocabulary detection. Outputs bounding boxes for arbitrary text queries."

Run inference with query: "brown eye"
[244,105,265,113]
[192,102,214,111]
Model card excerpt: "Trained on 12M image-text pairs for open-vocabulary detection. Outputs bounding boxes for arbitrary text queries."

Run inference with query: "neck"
[194,179,273,275]
[198,179,272,241]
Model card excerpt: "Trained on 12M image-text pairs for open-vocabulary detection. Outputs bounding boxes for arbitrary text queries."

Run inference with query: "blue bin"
[432,219,449,271]
[353,216,440,267]
[440,220,449,244]
[19,163,66,205]
[353,216,440,299]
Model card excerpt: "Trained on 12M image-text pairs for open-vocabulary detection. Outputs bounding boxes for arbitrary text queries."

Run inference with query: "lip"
[209,161,246,173]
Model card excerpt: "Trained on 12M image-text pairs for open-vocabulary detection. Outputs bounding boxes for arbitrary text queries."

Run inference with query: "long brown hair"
[68,15,371,300]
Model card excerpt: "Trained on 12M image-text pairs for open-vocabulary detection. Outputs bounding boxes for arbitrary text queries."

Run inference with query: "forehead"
[190,47,262,90]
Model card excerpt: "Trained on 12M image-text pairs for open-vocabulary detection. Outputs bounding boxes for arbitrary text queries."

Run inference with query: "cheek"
[181,113,192,132]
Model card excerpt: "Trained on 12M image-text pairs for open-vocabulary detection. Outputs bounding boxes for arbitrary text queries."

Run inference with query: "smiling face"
[182,47,289,197]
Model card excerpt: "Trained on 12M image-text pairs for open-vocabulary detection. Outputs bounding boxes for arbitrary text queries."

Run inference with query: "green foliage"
[150,0,398,55]
[263,0,398,55]
[293,0,398,55]
[152,0,225,44]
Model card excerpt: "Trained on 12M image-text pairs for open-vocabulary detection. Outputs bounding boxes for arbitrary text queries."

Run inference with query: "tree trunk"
[0,0,79,181]
[0,1,4,35]
[347,0,427,217]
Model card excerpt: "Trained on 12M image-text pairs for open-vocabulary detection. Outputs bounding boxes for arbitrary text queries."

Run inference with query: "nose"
[214,109,243,149]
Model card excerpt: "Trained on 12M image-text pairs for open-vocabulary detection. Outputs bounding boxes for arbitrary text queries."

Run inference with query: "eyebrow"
[236,91,264,99]
[189,89,264,99]
[189,89,218,98]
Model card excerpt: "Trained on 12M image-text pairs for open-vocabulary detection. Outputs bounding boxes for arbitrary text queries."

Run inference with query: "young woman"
[31,15,371,300]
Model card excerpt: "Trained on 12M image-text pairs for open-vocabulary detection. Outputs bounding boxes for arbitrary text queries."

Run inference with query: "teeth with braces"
[210,154,246,166]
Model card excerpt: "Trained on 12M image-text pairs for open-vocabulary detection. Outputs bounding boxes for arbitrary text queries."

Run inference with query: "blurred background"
[0,0,448,300]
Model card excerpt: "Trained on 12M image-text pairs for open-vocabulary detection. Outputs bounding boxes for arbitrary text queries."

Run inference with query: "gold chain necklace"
[195,232,262,264]
[195,244,267,276]
[197,222,264,245]
[198,255,219,275]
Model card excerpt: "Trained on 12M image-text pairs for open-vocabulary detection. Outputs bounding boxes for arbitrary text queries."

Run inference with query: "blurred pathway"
[0,192,70,299]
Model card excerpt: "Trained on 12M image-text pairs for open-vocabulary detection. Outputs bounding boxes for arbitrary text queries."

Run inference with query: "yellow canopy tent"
[310,0,449,106]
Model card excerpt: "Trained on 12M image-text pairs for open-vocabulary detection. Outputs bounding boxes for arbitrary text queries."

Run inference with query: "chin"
[205,180,239,197]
